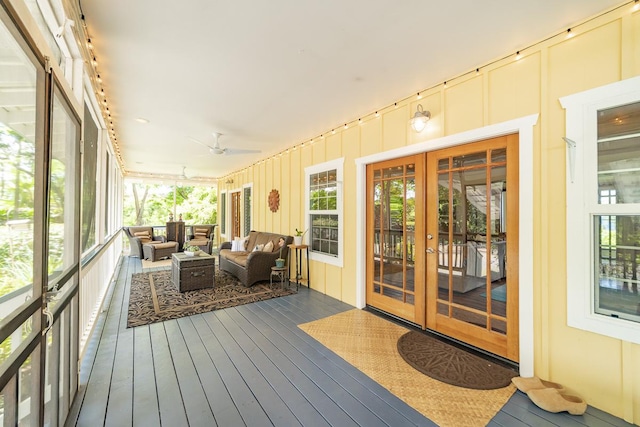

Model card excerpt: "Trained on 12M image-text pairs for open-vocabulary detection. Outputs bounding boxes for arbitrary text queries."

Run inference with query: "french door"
[366,135,519,361]
[426,135,519,361]
[366,155,425,325]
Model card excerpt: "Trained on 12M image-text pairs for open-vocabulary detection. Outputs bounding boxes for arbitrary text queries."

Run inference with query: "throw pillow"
[253,244,264,252]
[134,231,150,238]
[263,241,274,252]
[231,238,244,252]
[195,232,208,238]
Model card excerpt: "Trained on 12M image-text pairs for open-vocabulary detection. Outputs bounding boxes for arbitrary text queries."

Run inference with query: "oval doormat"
[397,331,517,390]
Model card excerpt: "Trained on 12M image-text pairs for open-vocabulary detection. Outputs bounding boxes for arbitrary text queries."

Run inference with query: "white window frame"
[561,75,640,344]
[305,158,344,267]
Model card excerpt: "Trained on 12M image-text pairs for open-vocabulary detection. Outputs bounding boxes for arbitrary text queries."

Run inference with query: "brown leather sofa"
[219,231,293,287]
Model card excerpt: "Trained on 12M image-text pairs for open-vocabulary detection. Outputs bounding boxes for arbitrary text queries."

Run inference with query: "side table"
[288,244,309,290]
[270,266,288,289]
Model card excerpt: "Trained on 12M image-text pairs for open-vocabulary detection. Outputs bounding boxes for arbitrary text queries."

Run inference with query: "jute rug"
[141,258,171,270]
[397,331,517,390]
[298,309,516,427]
[127,269,296,328]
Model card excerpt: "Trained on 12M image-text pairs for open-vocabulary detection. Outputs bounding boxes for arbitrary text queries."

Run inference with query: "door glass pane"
[437,152,508,336]
[373,181,382,285]
[406,177,416,293]
[371,161,416,305]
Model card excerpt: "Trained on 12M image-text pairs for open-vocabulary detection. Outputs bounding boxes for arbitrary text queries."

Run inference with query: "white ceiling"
[81,0,625,181]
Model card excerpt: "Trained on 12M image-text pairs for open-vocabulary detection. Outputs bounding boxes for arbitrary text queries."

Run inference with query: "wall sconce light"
[225,178,234,185]
[410,104,431,132]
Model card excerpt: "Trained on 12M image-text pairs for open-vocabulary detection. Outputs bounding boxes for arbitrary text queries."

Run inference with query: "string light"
[444,81,447,88]
[375,111,379,117]
[515,51,522,60]
[344,123,348,129]
[566,28,574,39]
[417,92,422,100]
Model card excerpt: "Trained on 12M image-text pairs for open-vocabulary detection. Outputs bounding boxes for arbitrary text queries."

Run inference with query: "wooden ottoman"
[171,253,215,292]
[143,241,178,261]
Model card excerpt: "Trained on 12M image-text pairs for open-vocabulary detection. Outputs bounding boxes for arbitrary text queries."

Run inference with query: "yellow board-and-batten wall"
[218,3,640,423]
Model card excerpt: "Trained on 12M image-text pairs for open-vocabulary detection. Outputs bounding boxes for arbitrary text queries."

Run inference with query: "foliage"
[123,181,217,227]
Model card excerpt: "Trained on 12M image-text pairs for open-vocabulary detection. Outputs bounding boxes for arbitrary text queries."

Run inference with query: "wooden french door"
[366,155,425,325]
[366,134,519,361]
[426,134,519,361]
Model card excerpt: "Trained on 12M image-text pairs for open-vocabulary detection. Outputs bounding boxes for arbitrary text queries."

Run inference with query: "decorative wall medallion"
[268,189,280,212]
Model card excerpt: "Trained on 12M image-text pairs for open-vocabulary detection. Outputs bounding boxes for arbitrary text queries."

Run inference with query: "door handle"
[426,247,435,254]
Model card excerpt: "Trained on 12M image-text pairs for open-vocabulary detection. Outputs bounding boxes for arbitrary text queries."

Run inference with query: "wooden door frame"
[354,114,539,376]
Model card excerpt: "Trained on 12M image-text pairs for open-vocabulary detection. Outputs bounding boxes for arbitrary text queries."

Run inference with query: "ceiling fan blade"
[188,137,214,150]
[222,148,262,155]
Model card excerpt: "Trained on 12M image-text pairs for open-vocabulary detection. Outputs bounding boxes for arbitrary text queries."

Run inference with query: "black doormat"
[397,330,518,390]
[127,269,296,328]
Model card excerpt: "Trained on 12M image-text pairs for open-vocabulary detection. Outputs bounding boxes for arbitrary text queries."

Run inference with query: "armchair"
[186,224,216,254]
[123,226,166,258]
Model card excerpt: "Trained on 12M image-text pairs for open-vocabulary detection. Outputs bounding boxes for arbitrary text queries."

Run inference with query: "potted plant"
[183,243,200,257]
[294,228,307,246]
[275,237,286,267]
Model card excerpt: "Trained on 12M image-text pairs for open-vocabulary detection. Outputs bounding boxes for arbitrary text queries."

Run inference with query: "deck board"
[175,316,245,426]
[66,256,636,427]
[189,314,273,426]
[149,322,190,426]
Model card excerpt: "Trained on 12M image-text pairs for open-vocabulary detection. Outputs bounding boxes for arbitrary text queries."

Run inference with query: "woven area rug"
[298,309,516,427]
[141,258,171,270]
[127,269,295,328]
[397,330,517,389]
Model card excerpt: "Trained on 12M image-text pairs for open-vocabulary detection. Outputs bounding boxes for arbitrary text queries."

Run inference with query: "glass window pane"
[49,92,80,279]
[594,215,640,323]
[243,187,251,235]
[82,103,98,252]
[0,19,37,298]
[598,102,640,204]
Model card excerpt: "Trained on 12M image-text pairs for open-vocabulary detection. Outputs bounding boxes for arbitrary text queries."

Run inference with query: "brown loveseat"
[123,226,166,258]
[219,231,293,287]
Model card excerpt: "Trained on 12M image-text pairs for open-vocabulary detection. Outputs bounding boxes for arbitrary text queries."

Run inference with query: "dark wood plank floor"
[65,256,634,426]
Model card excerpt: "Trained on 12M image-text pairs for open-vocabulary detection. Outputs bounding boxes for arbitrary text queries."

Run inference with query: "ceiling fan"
[191,132,262,156]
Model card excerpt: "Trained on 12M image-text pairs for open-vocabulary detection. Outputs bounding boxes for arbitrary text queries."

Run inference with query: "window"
[82,102,98,253]
[243,184,252,235]
[305,158,344,267]
[220,191,227,236]
[561,76,640,344]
